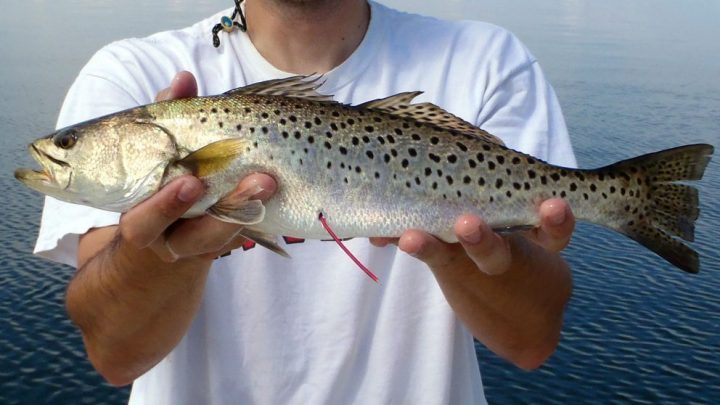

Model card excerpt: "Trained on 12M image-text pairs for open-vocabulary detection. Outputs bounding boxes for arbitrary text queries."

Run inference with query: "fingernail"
[459,218,483,244]
[177,180,202,202]
[549,204,566,225]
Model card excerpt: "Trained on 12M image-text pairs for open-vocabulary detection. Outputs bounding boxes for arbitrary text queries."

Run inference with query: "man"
[36,0,575,403]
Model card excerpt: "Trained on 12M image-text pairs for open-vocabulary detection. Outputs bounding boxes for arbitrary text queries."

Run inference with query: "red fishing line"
[318,213,379,283]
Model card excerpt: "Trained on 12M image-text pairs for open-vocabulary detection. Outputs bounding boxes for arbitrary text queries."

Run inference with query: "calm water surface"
[1,1,718,403]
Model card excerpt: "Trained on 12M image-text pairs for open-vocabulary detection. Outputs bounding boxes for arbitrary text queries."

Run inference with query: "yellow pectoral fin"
[177,139,248,177]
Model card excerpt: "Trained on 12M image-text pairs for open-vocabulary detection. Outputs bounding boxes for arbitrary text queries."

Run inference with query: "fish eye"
[53,130,78,149]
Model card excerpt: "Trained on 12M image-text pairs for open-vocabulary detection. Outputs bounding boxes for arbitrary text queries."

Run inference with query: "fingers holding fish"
[454,214,513,275]
[523,199,575,253]
[119,176,205,251]
[155,173,277,261]
[155,71,198,102]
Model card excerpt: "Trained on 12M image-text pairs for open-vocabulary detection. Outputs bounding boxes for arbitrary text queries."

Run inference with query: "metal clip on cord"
[212,0,248,48]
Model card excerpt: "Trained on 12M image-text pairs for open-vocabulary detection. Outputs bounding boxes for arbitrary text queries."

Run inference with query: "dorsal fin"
[223,75,335,102]
[355,93,504,145]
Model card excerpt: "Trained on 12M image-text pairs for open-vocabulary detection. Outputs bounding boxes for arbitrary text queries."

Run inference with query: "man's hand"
[67,71,277,386]
[370,199,575,369]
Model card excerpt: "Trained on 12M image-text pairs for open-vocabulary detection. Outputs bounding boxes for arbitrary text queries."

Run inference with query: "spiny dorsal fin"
[356,94,504,145]
[356,91,424,109]
[224,75,334,102]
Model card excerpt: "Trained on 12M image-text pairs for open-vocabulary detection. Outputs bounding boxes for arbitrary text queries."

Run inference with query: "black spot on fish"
[550,173,560,182]
[468,159,477,168]
[339,146,348,155]
[430,136,439,145]
[327,161,332,169]
[324,141,331,149]
[387,135,396,144]
[347,118,355,125]
[395,128,403,135]
[456,142,468,152]
[424,168,432,176]
[528,170,536,179]
[304,121,312,129]
[482,144,491,151]
[432,182,438,190]
[249,127,255,133]
[200,117,207,123]
[496,155,505,164]
[365,126,375,133]
[513,182,521,190]
[244,107,252,113]
[282,131,289,139]
[478,177,485,186]
[512,157,521,165]
[362,136,370,143]
[224,108,230,114]
[590,184,597,192]
[488,161,496,170]
[261,112,269,119]
[279,118,287,125]
[524,182,531,190]
[307,136,314,144]
[289,115,297,122]
[293,131,301,139]
[411,133,421,141]
[495,179,503,188]
[408,148,418,157]
[314,117,322,125]
[330,123,338,131]
[447,155,457,164]
[384,154,391,163]
[463,175,472,184]
[377,136,386,145]
[218,122,224,128]
[570,183,577,191]
[401,159,409,168]
[374,172,380,179]
[211,108,218,113]
[610,186,616,194]
[366,150,374,159]
[428,153,441,163]
[352,137,360,146]
[476,153,485,162]
[560,190,567,198]
[332,111,340,117]
[540,175,548,185]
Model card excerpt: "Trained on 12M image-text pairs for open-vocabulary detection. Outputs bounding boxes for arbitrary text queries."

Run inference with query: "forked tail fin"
[603,144,714,273]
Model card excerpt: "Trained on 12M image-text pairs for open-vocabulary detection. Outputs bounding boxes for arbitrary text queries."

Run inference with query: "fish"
[15,76,714,273]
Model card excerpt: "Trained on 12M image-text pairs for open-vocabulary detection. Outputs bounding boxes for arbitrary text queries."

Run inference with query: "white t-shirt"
[35,2,576,404]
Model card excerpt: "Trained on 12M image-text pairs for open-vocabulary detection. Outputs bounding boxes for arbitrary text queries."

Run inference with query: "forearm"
[66,226,212,386]
[431,235,572,369]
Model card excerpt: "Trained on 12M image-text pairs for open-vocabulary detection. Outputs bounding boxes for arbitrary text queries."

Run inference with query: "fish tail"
[597,144,714,273]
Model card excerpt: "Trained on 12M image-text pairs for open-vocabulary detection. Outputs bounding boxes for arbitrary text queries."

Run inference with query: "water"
[1,0,718,403]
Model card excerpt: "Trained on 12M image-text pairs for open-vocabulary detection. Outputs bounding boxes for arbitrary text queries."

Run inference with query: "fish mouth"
[14,143,70,190]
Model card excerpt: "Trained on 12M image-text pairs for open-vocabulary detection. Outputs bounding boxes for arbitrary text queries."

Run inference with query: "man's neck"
[244,0,370,75]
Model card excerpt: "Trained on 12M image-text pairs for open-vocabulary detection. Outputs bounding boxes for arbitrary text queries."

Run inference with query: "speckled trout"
[15,77,714,273]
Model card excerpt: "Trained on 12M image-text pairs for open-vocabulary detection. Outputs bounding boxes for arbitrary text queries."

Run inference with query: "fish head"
[15,113,179,211]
